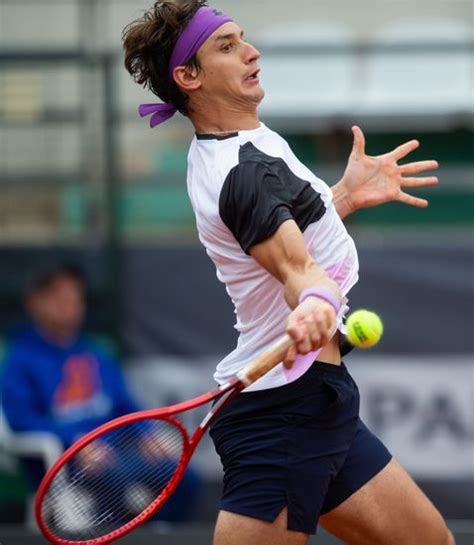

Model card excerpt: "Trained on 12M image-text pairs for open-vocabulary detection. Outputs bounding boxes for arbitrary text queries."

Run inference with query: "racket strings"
[44,422,183,538]
[41,418,186,542]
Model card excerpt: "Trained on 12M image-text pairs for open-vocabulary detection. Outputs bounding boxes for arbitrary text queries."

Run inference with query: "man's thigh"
[213,508,308,545]
[319,458,454,545]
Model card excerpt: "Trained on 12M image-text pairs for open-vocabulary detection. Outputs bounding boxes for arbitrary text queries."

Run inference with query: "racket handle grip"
[239,334,293,386]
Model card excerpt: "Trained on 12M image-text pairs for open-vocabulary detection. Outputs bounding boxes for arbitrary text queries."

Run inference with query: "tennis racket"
[35,334,293,544]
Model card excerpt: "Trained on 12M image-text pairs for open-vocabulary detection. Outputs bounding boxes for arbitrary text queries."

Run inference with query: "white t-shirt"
[186,123,359,391]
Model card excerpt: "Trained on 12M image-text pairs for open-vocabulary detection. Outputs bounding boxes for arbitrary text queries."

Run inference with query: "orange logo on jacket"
[54,356,100,407]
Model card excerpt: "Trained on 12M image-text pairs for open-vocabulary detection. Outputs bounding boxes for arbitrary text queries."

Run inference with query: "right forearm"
[282,259,341,310]
[249,220,342,367]
[249,220,342,311]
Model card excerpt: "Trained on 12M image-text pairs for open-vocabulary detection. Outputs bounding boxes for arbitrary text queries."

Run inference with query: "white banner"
[128,355,474,479]
[350,356,474,479]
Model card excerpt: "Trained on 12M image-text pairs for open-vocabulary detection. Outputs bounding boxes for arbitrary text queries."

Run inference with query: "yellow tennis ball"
[346,309,384,348]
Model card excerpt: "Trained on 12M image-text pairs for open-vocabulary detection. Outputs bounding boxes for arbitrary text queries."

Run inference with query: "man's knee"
[444,528,455,545]
[415,522,454,545]
[350,526,454,545]
[421,524,454,545]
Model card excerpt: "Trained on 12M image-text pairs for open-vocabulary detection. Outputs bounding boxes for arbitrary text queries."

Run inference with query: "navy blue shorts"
[209,361,392,535]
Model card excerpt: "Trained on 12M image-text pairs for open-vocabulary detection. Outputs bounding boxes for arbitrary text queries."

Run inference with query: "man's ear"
[173,65,202,93]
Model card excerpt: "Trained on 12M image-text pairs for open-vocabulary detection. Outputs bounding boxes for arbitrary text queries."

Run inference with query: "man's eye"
[222,44,233,52]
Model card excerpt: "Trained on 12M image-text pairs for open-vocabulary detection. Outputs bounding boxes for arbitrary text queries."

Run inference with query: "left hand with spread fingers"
[339,126,439,214]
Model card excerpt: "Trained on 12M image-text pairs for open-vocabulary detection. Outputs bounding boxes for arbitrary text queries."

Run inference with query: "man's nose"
[244,42,261,64]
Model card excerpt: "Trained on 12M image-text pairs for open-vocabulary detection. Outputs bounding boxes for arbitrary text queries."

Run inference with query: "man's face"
[27,274,85,340]
[194,22,264,110]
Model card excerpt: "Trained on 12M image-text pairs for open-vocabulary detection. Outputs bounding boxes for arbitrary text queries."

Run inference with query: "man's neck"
[36,324,78,348]
[190,101,260,135]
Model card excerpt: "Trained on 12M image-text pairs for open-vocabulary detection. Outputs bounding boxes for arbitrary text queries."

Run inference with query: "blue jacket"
[1,325,139,448]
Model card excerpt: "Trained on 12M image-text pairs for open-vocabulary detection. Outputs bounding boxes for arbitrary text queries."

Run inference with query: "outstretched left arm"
[332,126,439,220]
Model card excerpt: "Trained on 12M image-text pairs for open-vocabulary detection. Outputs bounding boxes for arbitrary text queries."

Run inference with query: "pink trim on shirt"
[283,348,323,383]
[326,260,353,291]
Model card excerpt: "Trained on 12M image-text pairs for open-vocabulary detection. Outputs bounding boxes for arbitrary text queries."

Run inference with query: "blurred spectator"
[1,262,200,523]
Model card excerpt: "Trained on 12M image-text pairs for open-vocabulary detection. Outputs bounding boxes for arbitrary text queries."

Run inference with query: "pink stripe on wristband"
[298,287,341,314]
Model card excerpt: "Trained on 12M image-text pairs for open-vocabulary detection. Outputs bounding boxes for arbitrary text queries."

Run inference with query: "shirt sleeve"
[218,161,295,254]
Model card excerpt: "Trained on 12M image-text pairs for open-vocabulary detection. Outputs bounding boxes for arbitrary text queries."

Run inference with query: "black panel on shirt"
[219,142,326,254]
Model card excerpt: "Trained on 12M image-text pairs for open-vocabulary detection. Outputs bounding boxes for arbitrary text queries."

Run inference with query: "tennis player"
[123,2,453,544]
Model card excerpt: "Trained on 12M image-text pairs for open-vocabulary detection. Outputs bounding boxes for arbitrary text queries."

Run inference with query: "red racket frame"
[35,377,242,545]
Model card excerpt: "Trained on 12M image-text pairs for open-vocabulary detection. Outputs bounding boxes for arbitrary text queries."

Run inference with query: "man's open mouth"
[245,69,260,81]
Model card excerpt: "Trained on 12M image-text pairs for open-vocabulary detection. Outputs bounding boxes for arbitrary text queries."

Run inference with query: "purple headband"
[139,6,233,128]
